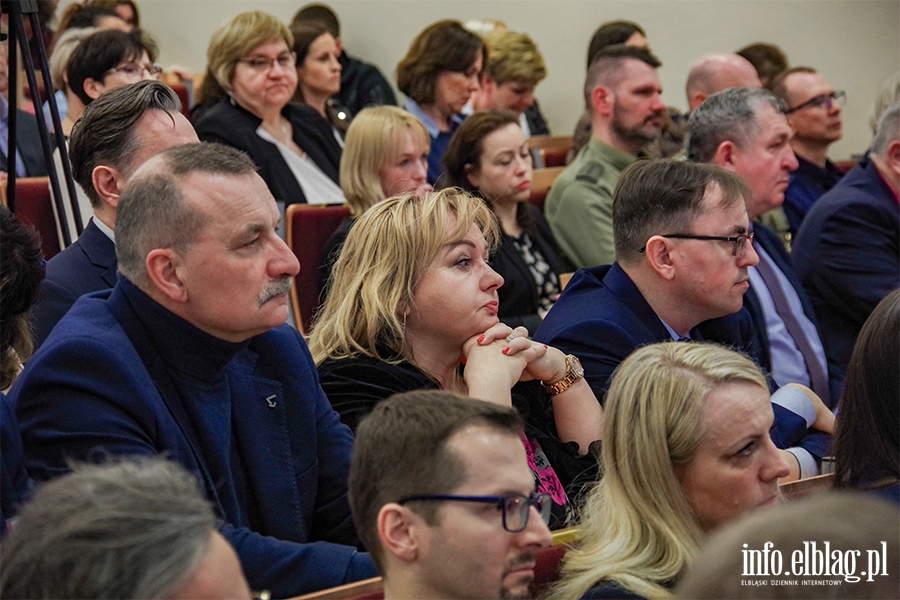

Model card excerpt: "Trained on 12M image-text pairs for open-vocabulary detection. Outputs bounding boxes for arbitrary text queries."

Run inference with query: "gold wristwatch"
[542,354,585,396]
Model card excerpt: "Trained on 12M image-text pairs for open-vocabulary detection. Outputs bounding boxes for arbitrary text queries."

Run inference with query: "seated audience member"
[469,29,550,137]
[443,110,573,333]
[550,342,792,600]
[54,3,127,41]
[535,160,830,477]
[14,143,377,597]
[291,21,350,140]
[32,81,198,347]
[397,20,486,184]
[792,102,900,375]
[675,492,900,599]
[871,71,900,132]
[194,11,343,206]
[0,458,253,599]
[547,45,665,269]
[0,42,47,179]
[86,0,140,29]
[54,28,161,242]
[736,42,789,89]
[44,27,96,131]
[684,53,761,112]
[834,290,900,504]
[571,21,650,159]
[350,390,553,600]
[321,105,432,287]
[0,207,42,533]
[689,88,841,408]
[310,188,603,521]
[770,67,846,235]
[291,3,397,115]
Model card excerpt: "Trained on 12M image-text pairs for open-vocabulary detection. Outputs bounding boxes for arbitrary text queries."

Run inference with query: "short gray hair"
[686,87,787,163]
[115,142,258,287]
[69,80,181,208]
[872,101,900,158]
[0,458,216,599]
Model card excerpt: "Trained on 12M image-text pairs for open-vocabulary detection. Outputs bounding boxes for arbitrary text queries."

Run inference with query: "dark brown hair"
[586,20,646,67]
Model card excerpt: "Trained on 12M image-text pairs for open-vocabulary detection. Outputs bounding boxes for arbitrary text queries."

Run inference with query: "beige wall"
[60,0,900,160]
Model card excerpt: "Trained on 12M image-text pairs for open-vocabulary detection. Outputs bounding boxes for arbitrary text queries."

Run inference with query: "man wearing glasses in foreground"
[350,390,553,600]
[535,160,832,481]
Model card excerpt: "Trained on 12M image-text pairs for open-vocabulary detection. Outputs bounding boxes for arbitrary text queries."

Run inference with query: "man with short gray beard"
[13,142,377,598]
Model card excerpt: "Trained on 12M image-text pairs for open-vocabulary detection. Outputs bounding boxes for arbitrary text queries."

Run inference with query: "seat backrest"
[778,472,835,501]
[10,177,61,259]
[286,203,351,334]
[289,577,384,600]
[528,135,573,168]
[528,166,566,213]
[166,83,192,119]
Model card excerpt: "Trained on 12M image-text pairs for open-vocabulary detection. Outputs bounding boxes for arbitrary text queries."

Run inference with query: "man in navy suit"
[535,160,831,481]
[13,143,377,597]
[792,102,900,375]
[688,88,842,416]
[32,81,198,346]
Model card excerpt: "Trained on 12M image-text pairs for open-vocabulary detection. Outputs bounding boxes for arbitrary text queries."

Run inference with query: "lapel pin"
[265,395,277,408]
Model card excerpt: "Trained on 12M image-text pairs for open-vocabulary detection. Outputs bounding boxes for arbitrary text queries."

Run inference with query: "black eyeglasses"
[639,232,755,257]
[398,492,551,533]
[785,90,846,114]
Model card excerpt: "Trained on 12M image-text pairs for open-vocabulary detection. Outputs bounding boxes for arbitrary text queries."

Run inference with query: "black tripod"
[4,0,82,247]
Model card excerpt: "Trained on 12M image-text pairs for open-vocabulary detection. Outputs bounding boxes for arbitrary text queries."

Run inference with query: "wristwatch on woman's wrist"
[542,354,585,396]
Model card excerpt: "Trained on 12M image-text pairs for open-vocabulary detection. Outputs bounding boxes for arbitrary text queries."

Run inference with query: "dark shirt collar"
[794,154,844,190]
[119,275,250,382]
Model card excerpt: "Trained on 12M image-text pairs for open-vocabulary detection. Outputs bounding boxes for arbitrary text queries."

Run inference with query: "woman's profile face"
[466,123,532,204]
[297,33,341,99]
[378,128,432,197]
[229,39,298,117]
[675,381,791,531]
[432,52,483,117]
[406,222,503,349]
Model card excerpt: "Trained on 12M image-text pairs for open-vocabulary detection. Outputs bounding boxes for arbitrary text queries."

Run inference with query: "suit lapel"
[79,221,119,287]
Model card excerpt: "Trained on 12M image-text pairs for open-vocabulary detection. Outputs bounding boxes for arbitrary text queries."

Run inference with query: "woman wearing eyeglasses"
[309,188,604,528]
[194,11,344,206]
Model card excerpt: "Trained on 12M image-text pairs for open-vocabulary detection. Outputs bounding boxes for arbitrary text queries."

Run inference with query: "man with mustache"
[535,160,830,480]
[350,390,553,600]
[545,45,666,269]
[13,143,377,598]
[688,88,842,417]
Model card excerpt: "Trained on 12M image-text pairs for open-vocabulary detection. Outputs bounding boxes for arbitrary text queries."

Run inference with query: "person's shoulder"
[581,580,647,600]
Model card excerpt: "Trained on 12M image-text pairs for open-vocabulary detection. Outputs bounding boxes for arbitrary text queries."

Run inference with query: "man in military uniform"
[545,45,665,269]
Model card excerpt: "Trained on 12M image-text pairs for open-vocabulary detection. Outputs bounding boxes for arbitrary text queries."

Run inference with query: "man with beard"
[13,143,377,598]
[350,390,553,600]
[545,45,665,268]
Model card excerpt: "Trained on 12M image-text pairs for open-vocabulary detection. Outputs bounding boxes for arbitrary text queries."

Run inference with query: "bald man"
[685,53,761,112]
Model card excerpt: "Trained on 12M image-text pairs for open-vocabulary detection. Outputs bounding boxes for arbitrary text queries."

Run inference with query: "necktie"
[754,249,830,405]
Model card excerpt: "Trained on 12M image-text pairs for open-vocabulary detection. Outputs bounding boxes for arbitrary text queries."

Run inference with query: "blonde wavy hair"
[339,106,430,218]
[548,342,768,600]
[309,188,498,365]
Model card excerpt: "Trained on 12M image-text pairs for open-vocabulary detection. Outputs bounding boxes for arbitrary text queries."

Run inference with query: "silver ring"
[505,335,515,343]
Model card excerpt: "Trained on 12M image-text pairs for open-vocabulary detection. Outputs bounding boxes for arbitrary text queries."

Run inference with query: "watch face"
[570,355,585,377]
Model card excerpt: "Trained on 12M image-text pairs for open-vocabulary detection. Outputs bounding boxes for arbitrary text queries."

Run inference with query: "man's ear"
[712,140,737,171]
[92,165,126,210]
[592,85,614,118]
[886,140,900,176]
[377,503,423,563]
[643,236,677,281]
[145,248,188,303]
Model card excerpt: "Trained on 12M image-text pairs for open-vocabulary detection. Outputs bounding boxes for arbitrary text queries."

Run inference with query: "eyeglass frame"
[638,231,755,257]
[237,52,297,73]
[397,492,552,533]
[104,62,163,80]
[785,90,846,114]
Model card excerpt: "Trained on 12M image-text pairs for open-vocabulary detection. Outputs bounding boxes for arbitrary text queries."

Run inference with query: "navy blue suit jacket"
[1,109,48,177]
[700,223,844,405]
[534,263,825,457]
[792,156,900,374]
[12,280,376,597]
[32,219,117,347]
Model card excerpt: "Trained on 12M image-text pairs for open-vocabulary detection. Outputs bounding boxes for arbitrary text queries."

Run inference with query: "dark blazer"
[1,393,30,534]
[533,263,825,459]
[792,156,900,374]
[13,278,376,597]
[336,51,397,115]
[1,109,48,176]
[493,205,573,334]
[32,219,117,347]
[700,223,844,405]
[194,99,342,205]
